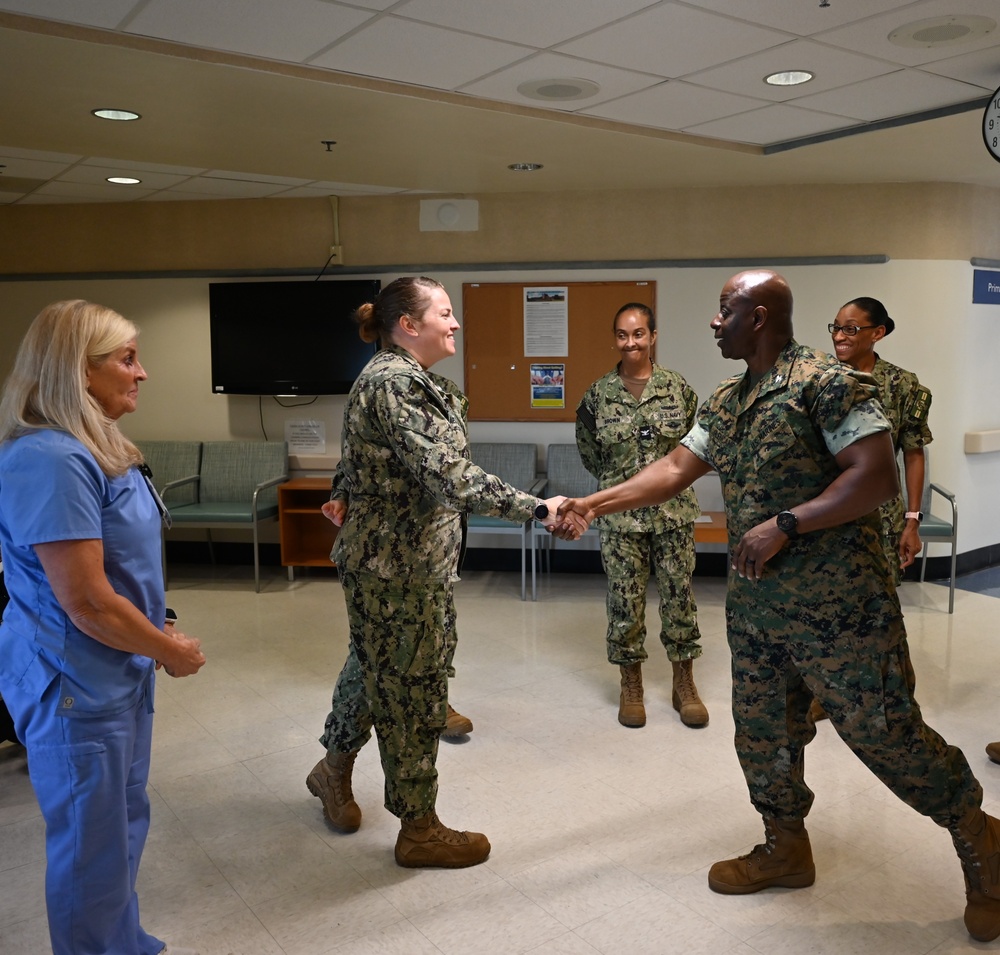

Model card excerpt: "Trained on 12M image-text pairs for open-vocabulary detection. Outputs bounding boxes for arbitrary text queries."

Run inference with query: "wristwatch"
[904,511,924,522]
[534,501,550,521]
[776,510,799,539]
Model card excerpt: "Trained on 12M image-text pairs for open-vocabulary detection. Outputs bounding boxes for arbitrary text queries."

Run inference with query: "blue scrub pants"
[1,676,165,955]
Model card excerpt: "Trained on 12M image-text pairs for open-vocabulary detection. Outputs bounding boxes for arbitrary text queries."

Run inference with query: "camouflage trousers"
[599,524,701,666]
[320,570,457,819]
[728,606,981,827]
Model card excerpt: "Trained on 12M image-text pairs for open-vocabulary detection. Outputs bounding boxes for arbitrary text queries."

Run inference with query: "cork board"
[462,281,656,421]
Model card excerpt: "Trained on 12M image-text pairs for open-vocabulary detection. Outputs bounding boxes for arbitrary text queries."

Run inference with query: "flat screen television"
[208,278,381,395]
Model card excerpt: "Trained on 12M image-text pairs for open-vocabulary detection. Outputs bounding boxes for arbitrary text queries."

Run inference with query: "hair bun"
[883,316,895,336]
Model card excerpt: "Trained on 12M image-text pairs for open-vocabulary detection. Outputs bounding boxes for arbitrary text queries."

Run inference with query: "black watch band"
[534,501,549,521]
[776,510,799,539]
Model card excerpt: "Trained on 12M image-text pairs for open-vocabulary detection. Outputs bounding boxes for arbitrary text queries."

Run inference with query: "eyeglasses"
[828,323,877,337]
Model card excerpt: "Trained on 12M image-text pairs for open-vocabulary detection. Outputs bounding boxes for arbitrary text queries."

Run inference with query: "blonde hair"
[0,300,143,476]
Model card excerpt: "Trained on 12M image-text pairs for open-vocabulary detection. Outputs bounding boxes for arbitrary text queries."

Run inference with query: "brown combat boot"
[986,741,1000,765]
[394,812,491,868]
[618,663,645,727]
[306,751,362,833]
[950,807,1000,941]
[442,703,473,738]
[708,817,816,894]
[671,659,709,727]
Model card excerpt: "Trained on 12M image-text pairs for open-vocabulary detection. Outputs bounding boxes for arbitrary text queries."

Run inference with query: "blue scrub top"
[0,429,163,718]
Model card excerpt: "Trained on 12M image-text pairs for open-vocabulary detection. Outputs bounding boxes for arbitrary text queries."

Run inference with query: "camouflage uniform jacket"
[870,355,933,550]
[576,363,701,534]
[681,340,899,631]
[330,345,538,582]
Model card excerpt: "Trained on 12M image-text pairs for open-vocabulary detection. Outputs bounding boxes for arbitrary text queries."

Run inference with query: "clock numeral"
[994,136,999,149]
[991,119,996,131]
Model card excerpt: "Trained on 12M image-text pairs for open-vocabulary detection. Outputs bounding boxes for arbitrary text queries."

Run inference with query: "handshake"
[534,495,593,541]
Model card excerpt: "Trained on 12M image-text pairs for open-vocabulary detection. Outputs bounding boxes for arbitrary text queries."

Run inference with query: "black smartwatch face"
[777,511,798,536]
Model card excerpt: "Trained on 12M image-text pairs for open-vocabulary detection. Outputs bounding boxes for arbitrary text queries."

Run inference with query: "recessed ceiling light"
[889,15,995,48]
[517,78,600,102]
[107,177,141,185]
[765,70,814,87]
[508,163,543,172]
[92,108,141,121]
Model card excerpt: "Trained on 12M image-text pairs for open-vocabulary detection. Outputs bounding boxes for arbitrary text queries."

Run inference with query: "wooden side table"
[278,478,337,580]
[694,511,728,545]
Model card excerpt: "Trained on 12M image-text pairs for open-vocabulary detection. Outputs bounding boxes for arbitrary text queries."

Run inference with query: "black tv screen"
[208,279,381,395]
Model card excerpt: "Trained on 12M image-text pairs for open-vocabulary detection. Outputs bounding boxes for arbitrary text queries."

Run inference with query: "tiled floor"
[1,565,998,955]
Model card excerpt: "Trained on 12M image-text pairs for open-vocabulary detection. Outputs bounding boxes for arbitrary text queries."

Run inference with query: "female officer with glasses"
[576,303,707,730]
[829,297,932,585]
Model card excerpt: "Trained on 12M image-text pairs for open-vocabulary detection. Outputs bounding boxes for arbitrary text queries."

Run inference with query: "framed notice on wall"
[462,280,656,422]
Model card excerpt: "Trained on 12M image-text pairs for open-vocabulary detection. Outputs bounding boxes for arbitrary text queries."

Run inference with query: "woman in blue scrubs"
[0,300,206,955]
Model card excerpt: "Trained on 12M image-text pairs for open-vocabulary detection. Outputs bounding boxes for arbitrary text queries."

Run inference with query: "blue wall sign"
[973,269,1000,305]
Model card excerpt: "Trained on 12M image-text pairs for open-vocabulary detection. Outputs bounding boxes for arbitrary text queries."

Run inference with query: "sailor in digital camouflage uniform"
[830,296,932,587]
[306,276,563,870]
[576,302,707,728]
[556,271,1000,943]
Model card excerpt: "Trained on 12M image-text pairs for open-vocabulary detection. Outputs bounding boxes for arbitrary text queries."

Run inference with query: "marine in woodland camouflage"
[680,340,980,826]
[870,355,933,586]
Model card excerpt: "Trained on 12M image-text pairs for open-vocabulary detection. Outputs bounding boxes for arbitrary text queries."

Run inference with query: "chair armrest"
[927,482,958,525]
[929,482,955,503]
[159,474,199,495]
[253,473,290,494]
[251,473,289,517]
[529,476,547,496]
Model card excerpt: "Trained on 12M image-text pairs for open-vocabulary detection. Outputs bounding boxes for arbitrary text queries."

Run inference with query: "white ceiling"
[1,0,999,204]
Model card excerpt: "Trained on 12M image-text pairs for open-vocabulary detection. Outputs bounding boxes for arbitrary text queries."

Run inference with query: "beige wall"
[1,183,999,275]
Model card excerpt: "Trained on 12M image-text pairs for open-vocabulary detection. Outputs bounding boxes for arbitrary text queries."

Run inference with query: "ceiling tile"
[921,46,1000,90]
[555,3,791,79]
[311,16,532,89]
[0,153,78,179]
[125,0,374,63]
[794,70,991,123]
[393,0,657,47]
[57,165,192,189]
[688,39,899,103]
[34,179,157,201]
[82,157,208,176]
[679,0,920,37]
[686,104,856,146]
[201,169,312,186]
[582,81,767,130]
[816,0,1000,67]
[166,177,293,198]
[459,52,663,111]
[274,182,409,197]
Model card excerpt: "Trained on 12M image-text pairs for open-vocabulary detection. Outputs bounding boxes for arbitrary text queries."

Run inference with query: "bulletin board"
[462,281,656,422]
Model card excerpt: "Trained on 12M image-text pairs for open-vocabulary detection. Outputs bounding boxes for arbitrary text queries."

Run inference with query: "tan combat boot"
[306,750,362,833]
[950,807,1000,941]
[394,812,491,868]
[986,741,1000,765]
[708,817,816,894]
[671,659,709,727]
[442,703,473,738]
[618,663,645,727]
